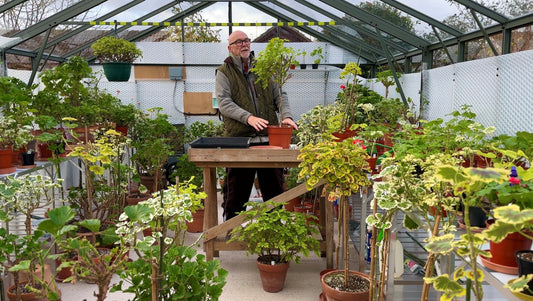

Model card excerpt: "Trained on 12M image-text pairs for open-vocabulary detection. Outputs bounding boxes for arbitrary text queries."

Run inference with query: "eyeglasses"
[229,38,251,46]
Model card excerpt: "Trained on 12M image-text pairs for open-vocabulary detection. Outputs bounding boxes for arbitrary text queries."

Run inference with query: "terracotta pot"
[0,148,16,174]
[294,204,311,214]
[284,196,301,212]
[65,125,99,144]
[7,281,46,301]
[256,258,290,293]
[125,192,151,206]
[365,157,377,172]
[185,208,204,233]
[140,173,166,193]
[37,142,53,161]
[116,126,128,136]
[487,219,533,267]
[267,125,293,149]
[321,270,370,301]
[55,252,77,282]
[332,127,359,142]
[18,264,52,286]
[320,269,337,301]
[0,147,14,168]
[429,206,447,218]
[11,147,23,166]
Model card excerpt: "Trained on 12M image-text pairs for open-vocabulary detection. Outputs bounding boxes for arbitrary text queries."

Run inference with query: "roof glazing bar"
[11,0,107,45]
[470,9,499,56]
[295,0,410,54]
[380,0,463,37]
[452,0,509,23]
[36,0,147,52]
[0,0,28,14]
[318,0,430,49]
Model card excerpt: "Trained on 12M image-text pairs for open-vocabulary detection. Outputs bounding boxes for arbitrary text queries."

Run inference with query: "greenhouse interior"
[1,0,533,300]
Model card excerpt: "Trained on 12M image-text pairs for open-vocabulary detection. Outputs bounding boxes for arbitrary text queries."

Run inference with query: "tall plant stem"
[463,204,483,301]
[369,193,379,301]
[421,214,441,301]
[343,195,349,287]
[378,228,391,301]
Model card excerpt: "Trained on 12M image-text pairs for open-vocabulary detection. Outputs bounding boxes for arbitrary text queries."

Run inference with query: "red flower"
[509,177,521,185]
[352,139,367,150]
[340,85,346,90]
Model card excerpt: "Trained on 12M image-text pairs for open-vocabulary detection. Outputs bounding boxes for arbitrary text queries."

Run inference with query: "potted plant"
[295,103,342,148]
[299,50,307,69]
[0,174,63,301]
[0,76,37,165]
[228,199,321,293]
[108,102,142,137]
[112,180,228,300]
[39,56,102,130]
[310,46,324,69]
[297,137,372,300]
[478,166,533,267]
[37,206,131,301]
[332,62,374,136]
[65,126,132,233]
[251,37,300,148]
[374,69,401,99]
[91,36,143,82]
[484,204,533,297]
[0,115,33,174]
[130,107,177,193]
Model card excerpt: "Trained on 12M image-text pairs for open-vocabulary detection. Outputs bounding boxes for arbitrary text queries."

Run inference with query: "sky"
[97,0,462,41]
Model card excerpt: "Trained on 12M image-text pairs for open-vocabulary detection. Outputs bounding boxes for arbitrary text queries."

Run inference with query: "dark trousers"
[222,167,285,220]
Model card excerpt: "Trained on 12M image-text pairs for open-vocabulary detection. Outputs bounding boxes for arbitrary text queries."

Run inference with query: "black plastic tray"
[189,137,251,148]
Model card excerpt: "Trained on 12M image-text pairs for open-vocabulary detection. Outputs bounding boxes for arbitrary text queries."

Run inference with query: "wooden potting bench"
[188,148,334,268]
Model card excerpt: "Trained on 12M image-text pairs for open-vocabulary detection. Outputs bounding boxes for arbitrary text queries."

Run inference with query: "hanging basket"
[103,62,132,82]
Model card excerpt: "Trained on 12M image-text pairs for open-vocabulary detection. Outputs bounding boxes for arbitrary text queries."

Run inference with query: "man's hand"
[282,118,298,130]
[248,116,269,131]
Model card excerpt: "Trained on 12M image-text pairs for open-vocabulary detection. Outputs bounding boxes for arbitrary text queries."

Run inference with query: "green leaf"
[124,204,153,221]
[9,260,31,272]
[505,275,533,293]
[78,219,101,233]
[494,205,533,225]
[48,206,76,226]
[483,219,521,243]
[424,274,466,298]
[425,233,454,254]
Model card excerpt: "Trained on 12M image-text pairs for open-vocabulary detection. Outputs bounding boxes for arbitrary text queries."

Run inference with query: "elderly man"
[215,31,298,220]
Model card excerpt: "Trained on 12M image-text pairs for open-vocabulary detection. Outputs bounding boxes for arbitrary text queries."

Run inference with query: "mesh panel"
[422,64,455,121]
[6,43,533,135]
[498,50,533,134]
[455,57,499,130]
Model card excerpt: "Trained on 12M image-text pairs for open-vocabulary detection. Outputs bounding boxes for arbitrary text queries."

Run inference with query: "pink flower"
[509,177,521,185]
[340,85,346,90]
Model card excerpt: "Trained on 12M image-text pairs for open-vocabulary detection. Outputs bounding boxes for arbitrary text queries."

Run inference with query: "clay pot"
[7,281,47,301]
[256,258,290,293]
[487,219,533,267]
[321,270,370,301]
[267,125,293,149]
[185,209,205,233]
[284,196,301,212]
[126,192,151,206]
